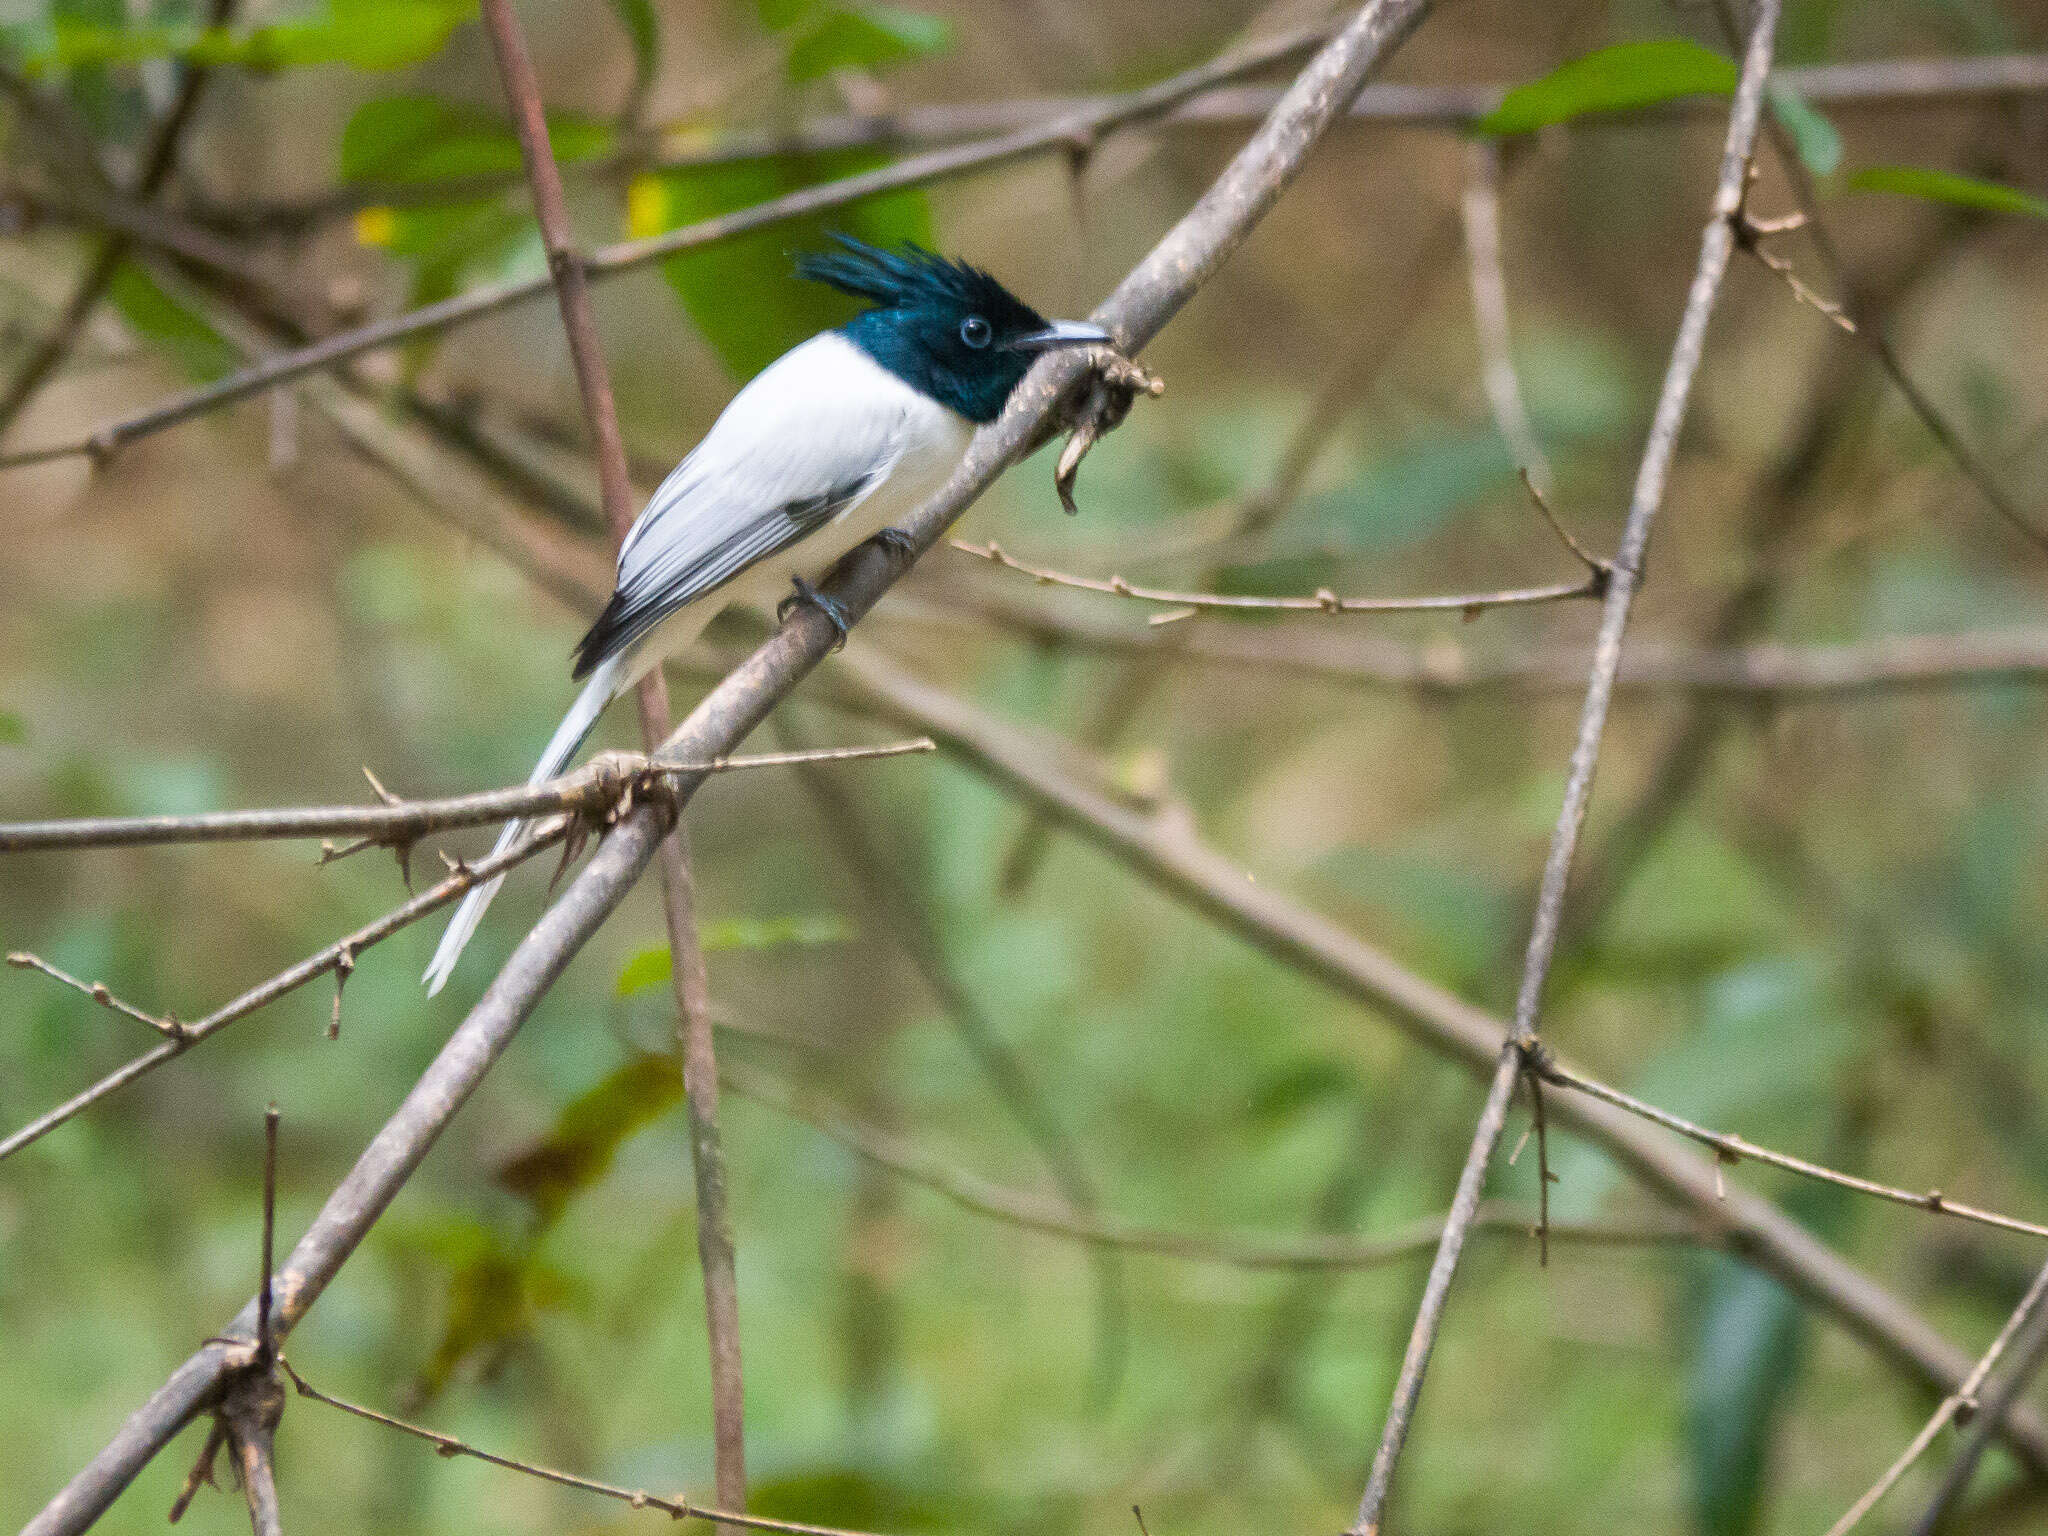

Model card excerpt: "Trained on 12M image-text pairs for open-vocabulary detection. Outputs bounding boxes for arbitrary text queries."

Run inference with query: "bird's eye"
[959,316,992,349]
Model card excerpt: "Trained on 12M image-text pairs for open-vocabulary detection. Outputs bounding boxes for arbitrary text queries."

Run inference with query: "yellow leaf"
[625,173,668,240]
[352,205,399,248]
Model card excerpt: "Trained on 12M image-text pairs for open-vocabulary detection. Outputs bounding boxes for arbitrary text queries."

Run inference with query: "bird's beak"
[1010,319,1112,352]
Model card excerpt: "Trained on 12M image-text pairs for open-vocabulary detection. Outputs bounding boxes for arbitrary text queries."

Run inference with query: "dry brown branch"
[951,535,1605,621]
[23,8,1437,1527]
[728,1061,1701,1269]
[1537,1057,2048,1244]
[1826,1256,2048,1536]
[195,52,2048,234]
[275,1360,899,1536]
[4,952,187,1038]
[1459,139,1553,498]
[0,821,566,1164]
[1908,1302,2048,1534]
[0,741,931,853]
[1353,6,1786,1523]
[475,0,746,1512]
[933,598,2048,698]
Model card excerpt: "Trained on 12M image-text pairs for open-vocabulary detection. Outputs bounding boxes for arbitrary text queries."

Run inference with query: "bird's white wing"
[579,333,919,673]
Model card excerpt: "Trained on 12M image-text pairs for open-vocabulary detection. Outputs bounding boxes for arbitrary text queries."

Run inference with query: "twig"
[0,741,933,852]
[728,1061,1700,1269]
[6,952,186,1038]
[1908,1297,2048,1534]
[0,22,1340,472]
[0,0,233,437]
[951,538,1604,621]
[1826,1255,2048,1536]
[197,52,2048,235]
[1538,1057,2048,1244]
[1358,5,1786,1522]
[942,602,2048,697]
[1460,139,1553,498]
[476,0,747,1514]
[0,821,567,1164]
[277,1361,895,1536]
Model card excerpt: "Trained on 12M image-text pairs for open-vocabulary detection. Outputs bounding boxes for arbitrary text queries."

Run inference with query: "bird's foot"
[868,527,919,563]
[778,576,853,650]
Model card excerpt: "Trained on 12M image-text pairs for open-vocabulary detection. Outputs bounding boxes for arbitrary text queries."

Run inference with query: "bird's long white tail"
[422,655,622,995]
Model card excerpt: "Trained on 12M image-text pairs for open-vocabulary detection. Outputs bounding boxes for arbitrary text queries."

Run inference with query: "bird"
[422,236,1109,993]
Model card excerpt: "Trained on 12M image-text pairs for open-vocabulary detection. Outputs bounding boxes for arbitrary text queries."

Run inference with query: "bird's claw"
[779,576,853,650]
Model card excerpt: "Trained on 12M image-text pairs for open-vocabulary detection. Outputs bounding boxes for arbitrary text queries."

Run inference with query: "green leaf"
[0,709,25,746]
[495,1055,685,1226]
[1474,39,1737,136]
[605,0,658,101]
[1766,84,1840,177]
[785,5,953,83]
[28,1,475,75]
[106,261,238,383]
[631,150,933,377]
[1847,165,2048,221]
[339,95,611,184]
[616,913,855,996]
[1685,1178,1855,1535]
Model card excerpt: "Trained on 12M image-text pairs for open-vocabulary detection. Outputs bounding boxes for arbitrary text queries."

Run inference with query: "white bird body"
[422,333,970,993]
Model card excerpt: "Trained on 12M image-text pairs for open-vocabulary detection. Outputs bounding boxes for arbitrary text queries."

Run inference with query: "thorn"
[329,946,354,1040]
[361,764,401,805]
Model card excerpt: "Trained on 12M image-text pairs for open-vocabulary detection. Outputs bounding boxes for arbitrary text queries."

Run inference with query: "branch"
[728,1061,1700,1270]
[0,741,931,851]
[1355,7,1785,1523]
[23,6,1438,1528]
[820,644,2048,1476]
[198,52,2048,234]
[1908,1300,2048,1534]
[938,599,2048,697]
[951,533,1605,621]
[0,822,566,1164]
[475,0,748,1513]
[1826,1255,2048,1536]
[277,1362,896,1536]
[0,22,1336,472]
[1459,139,1553,499]
[1538,1057,2048,1243]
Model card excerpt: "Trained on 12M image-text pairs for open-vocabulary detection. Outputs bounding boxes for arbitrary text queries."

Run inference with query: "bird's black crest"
[796,235,1025,319]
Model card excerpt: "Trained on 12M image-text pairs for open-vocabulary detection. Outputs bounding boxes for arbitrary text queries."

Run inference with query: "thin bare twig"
[476,0,748,1514]
[1908,1300,2048,1534]
[198,52,2048,235]
[5,952,186,1038]
[277,1361,898,1536]
[1460,139,1553,498]
[0,821,567,1165]
[1826,1256,2048,1536]
[951,537,1604,622]
[0,741,933,853]
[1351,5,1785,1527]
[1538,1057,2048,1244]
[729,1061,1701,1269]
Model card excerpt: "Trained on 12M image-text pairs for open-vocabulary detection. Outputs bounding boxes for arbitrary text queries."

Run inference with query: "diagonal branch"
[21,5,1438,1529]
[1351,4,1786,1527]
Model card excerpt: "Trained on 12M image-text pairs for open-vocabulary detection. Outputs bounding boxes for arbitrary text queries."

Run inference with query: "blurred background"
[5,0,2048,1531]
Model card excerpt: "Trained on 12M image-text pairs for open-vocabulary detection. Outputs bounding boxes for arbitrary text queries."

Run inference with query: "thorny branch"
[23,6,1435,1528]
[1351,4,1786,1528]
[1824,1255,2048,1536]
[0,742,930,853]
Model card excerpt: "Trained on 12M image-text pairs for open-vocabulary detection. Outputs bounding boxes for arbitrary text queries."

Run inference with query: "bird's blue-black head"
[798,236,1107,424]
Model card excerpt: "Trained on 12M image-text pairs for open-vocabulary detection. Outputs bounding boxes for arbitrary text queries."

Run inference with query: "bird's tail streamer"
[422,654,622,995]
